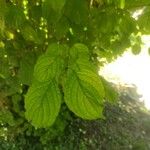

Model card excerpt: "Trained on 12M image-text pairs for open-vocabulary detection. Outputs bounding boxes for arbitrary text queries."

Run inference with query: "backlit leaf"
[34,54,64,82]
[34,43,66,82]
[69,43,90,60]
[25,80,61,128]
[64,59,105,119]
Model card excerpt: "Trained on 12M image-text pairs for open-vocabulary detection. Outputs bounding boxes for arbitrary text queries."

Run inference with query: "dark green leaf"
[42,0,66,23]
[0,108,15,126]
[21,24,41,43]
[5,5,26,29]
[18,52,37,85]
[64,0,89,25]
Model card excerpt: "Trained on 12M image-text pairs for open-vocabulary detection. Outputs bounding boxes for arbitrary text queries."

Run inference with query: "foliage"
[0,88,150,150]
[0,0,150,130]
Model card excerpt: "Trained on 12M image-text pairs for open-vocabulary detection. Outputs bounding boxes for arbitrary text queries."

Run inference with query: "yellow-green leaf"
[64,62,105,119]
[25,80,61,128]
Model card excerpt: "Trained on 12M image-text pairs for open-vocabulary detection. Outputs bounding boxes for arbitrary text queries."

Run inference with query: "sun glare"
[100,36,150,110]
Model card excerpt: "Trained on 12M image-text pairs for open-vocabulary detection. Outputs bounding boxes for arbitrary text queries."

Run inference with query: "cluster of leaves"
[25,42,116,127]
[0,0,150,129]
[0,88,150,150]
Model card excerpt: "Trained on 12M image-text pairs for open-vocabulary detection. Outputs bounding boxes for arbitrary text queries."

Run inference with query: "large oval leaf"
[64,67,105,119]
[25,80,61,128]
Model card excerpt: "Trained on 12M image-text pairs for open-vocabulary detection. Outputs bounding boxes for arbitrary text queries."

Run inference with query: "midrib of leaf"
[26,81,53,118]
[73,70,101,106]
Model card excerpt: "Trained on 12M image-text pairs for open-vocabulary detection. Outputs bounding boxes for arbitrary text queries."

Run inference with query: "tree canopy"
[0,0,150,128]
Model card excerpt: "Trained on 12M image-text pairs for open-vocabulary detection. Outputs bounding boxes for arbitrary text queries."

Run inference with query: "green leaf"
[64,0,89,25]
[0,0,7,15]
[34,54,64,82]
[34,44,66,82]
[47,0,66,12]
[0,0,6,35]
[132,44,141,55]
[74,59,105,102]
[45,43,68,57]
[0,108,15,126]
[21,23,41,43]
[69,43,90,60]
[0,57,10,79]
[64,60,105,119]
[125,0,150,9]
[42,0,66,15]
[54,17,69,39]
[6,77,22,96]
[25,80,61,128]
[138,7,150,34]
[28,5,42,22]
[5,5,26,29]
[12,94,22,114]
[0,17,5,36]
[18,52,37,85]
[42,0,66,23]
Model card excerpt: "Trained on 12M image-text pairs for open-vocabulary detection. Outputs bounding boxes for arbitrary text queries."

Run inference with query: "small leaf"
[132,44,141,55]
[64,0,89,24]
[34,54,64,82]
[69,43,90,60]
[25,80,61,128]
[138,8,150,34]
[34,43,67,82]
[45,43,68,57]
[0,0,6,35]
[54,17,69,39]
[18,52,37,85]
[21,24,41,43]
[48,0,66,12]
[5,5,26,29]
[6,77,22,96]
[42,0,66,23]
[0,108,15,126]
[0,0,7,15]
[34,43,68,82]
